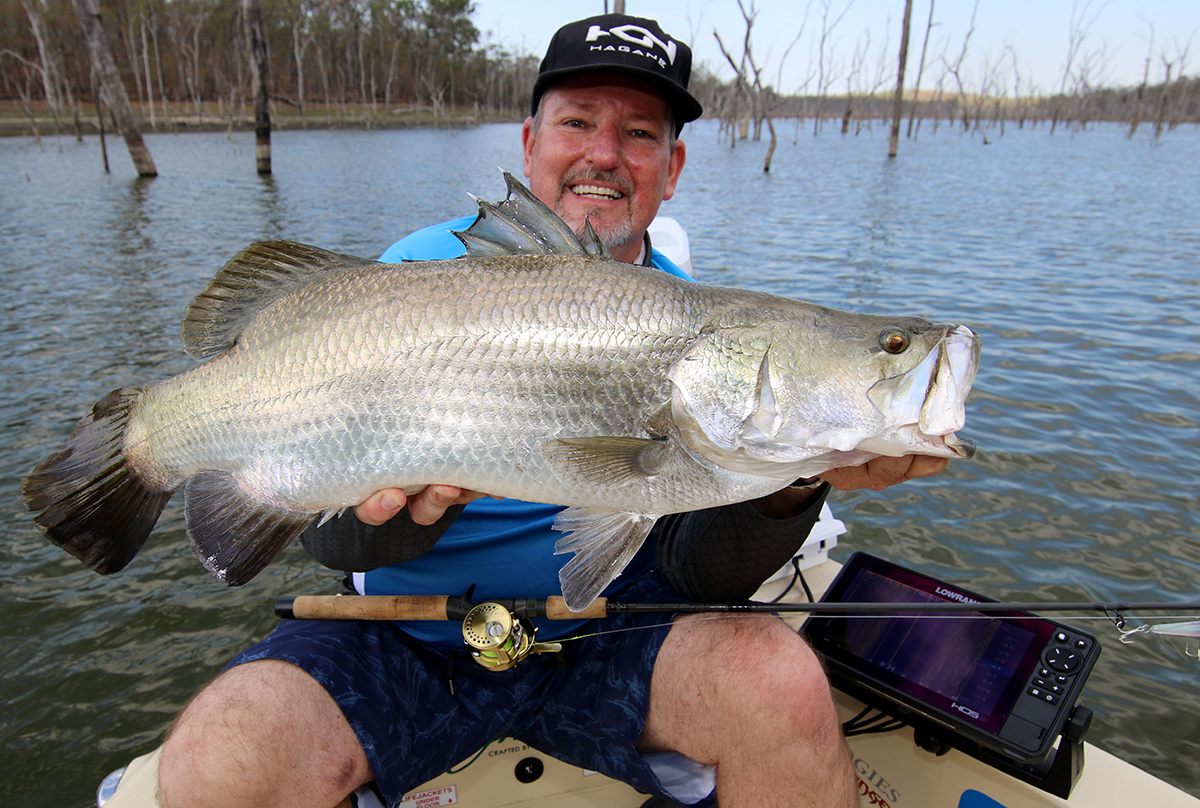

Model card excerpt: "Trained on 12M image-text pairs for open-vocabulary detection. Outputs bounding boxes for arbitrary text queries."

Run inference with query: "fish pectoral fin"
[542,436,672,485]
[183,471,316,586]
[552,508,659,612]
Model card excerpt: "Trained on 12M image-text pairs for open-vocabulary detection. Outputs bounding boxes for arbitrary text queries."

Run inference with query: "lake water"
[1,120,1197,806]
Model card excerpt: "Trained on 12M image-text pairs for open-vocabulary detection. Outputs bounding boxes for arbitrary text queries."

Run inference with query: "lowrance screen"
[803,552,1099,762]
[823,567,1040,735]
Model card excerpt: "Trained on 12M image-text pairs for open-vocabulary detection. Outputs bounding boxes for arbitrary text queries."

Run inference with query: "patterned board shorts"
[227,570,717,807]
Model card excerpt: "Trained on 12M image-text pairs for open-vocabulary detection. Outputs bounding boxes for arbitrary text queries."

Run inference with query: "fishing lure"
[1118,619,1200,656]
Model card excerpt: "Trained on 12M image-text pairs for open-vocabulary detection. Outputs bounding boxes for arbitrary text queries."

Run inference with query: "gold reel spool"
[462,602,562,671]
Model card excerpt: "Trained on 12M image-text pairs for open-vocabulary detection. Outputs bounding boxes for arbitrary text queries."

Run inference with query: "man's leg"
[639,614,857,808]
[157,659,372,808]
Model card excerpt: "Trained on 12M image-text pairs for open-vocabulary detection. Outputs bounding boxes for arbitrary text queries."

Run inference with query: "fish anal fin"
[542,436,672,486]
[181,241,380,360]
[552,508,658,611]
[184,471,315,586]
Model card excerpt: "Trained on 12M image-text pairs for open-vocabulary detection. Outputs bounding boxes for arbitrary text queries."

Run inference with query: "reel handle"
[276,595,610,621]
[277,595,453,621]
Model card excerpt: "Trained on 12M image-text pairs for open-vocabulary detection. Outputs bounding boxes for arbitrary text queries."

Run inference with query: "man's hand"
[357,455,947,526]
[753,454,949,519]
[819,454,949,491]
[353,485,492,526]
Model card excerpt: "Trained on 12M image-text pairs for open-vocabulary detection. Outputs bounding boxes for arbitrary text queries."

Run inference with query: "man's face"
[522,73,687,263]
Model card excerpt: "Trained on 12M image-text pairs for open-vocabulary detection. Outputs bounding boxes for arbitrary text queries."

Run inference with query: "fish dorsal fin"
[453,171,611,259]
[181,241,380,359]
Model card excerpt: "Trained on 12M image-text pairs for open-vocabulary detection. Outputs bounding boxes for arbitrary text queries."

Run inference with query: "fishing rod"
[274,591,1200,671]
[274,593,1200,623]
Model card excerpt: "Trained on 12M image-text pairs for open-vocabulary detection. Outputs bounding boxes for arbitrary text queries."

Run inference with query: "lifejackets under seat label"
[400,784,457,807]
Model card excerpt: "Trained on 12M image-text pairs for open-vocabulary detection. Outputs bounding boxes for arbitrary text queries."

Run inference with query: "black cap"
[531,14,703,136]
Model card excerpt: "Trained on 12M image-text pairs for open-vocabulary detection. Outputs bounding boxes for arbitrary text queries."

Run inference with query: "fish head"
[668,304,981,480]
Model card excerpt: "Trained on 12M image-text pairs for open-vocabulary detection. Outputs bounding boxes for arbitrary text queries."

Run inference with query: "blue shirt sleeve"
[380,215,695,286]
[378,215,476,262]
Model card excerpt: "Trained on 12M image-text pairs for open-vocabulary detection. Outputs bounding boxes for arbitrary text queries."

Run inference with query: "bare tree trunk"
[888,0,914,157]
[72,0,156,176]
[92,69,109,172]
[147,6,170,127]
[20,1,60,119]
[907,0,935,138]
[1154,59,1173,141]
[242,0,271,174]
[762,115,777,173]
[140,14,155,128]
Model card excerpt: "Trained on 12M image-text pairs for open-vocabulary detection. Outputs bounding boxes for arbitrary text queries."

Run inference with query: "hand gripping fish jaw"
[461,602,564,671]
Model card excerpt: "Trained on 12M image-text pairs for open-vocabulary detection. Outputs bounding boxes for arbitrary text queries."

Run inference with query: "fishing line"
[553,612,1200,648]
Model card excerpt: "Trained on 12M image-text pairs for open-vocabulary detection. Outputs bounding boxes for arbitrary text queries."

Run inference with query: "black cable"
[842,707,907,737]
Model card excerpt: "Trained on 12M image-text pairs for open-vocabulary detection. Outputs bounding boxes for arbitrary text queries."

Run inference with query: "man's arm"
[333,455,949,596]
[655,454,951,601]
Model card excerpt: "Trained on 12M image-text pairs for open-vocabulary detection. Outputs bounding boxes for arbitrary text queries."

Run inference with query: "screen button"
[1045,646,1081,673]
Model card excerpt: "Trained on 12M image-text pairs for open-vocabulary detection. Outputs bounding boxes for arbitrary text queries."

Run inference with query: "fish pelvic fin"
[22,387,175,576]
[553,508,659,612]
[181,241,380,360]
[453,171,611,259]
[542,436,673,485]
[184,471,317,586]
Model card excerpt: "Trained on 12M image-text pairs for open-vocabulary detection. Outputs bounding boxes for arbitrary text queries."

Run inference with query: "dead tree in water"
[72,0,156,176]
[714,1,783,172]
[941,0,978,134]
[887,0,914,157]
[812,0,855,135]
[1050,0,1102,134]
[243,0,271,174]
[906,0,936,138]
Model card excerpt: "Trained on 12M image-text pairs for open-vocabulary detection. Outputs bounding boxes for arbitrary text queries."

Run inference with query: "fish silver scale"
[128,256,718,514]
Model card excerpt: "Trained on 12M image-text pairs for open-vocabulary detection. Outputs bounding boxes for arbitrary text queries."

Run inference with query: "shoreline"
[0,103,523,139]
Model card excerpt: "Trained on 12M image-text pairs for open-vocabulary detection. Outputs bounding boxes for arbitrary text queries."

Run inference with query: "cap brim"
[532,65,703,128]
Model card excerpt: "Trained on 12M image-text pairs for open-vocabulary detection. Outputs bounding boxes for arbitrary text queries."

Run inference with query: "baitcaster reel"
[461,602,563,671]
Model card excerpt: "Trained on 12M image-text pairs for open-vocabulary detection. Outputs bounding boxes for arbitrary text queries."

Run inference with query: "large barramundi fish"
[23,172,981,610]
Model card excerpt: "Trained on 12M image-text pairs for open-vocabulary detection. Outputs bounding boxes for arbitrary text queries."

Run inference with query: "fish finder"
[802,553,1099,796]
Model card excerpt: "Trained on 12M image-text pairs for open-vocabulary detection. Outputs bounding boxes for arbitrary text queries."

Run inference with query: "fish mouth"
[867,325,982,457]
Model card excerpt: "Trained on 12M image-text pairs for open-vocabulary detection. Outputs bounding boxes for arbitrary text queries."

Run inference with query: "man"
[158,15,946,808]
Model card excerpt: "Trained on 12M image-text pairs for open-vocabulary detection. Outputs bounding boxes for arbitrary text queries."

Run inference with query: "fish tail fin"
[22,388,175,575]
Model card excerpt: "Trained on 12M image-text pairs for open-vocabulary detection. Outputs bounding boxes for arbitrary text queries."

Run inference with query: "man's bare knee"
[159,659,371,808]
[642,614,855,807]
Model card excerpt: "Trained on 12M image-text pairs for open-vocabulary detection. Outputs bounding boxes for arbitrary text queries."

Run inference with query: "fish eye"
[879,328,911,354]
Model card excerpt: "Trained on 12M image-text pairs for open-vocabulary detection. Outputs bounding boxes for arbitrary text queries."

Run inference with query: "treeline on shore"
[3,0,1198,141]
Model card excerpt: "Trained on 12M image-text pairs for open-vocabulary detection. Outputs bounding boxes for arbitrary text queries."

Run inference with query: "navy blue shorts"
[227,570,716,807]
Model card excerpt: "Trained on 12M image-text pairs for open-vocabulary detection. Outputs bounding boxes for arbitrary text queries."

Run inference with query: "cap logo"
[584,23,678,66]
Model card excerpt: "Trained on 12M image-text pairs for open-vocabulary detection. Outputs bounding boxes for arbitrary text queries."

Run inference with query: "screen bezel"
[803,553,1062,740]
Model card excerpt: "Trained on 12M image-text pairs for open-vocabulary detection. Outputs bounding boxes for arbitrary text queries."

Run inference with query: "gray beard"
[575,209,634,255]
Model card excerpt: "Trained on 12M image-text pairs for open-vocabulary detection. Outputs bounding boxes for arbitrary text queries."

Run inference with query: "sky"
[469,0,1200,95]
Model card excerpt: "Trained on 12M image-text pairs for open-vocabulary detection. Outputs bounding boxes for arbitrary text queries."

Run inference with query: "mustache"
[559,169,633,198]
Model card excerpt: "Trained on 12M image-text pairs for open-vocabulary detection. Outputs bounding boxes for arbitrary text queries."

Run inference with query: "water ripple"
[2,122,1198,803]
